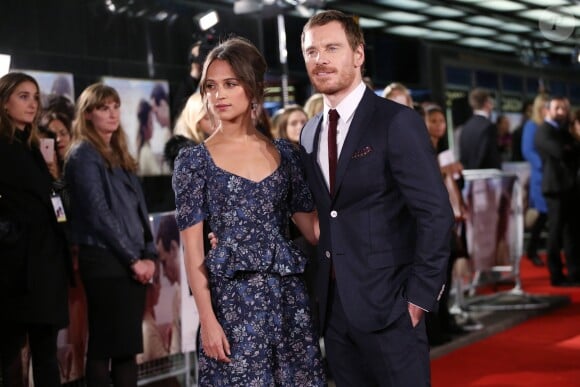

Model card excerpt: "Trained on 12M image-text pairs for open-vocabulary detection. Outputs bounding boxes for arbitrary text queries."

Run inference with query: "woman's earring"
[251,102,257,111]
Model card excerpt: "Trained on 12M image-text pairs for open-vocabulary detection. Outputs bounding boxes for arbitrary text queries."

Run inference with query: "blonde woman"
[173,92,214,144]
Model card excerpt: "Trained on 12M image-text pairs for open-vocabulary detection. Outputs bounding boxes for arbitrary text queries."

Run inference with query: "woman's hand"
[200,316,231,363]
[46,160,60,180]
[131,259,155,284]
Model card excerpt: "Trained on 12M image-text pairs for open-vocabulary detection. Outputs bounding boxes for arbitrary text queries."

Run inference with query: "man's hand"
[407,303,425,328]
[208,232,218,249]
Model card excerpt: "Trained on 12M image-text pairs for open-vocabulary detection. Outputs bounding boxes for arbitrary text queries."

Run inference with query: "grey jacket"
[65,141,156,276]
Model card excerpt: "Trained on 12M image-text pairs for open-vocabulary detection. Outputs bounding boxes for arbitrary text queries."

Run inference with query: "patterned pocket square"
[351,145,373,159]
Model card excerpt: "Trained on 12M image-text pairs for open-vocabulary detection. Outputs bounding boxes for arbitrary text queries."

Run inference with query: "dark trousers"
[324,283,430,387]
[0,322,60,387]
[546,194,580,281]
[526,212,548,257]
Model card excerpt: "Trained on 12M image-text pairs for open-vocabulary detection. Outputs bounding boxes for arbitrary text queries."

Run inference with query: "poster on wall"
[101,76,172,176]
[140,212,199,366]
[14,69,75,131]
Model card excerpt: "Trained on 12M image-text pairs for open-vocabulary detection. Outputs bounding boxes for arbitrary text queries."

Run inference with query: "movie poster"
[101,76,172,176]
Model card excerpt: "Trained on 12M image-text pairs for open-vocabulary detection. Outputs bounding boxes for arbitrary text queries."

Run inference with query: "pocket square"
[351,145,373,159]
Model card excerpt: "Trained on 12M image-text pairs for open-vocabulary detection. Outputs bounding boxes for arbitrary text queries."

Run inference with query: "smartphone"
[40,138,55,163]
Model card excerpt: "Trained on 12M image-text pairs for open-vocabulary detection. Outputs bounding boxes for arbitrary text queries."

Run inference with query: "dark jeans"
[0,322,60,387]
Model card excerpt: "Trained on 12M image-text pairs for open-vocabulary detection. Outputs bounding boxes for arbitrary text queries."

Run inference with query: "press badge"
[51,193,67,223]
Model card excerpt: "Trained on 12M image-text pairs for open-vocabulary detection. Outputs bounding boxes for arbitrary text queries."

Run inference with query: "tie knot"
[329,109,339,124]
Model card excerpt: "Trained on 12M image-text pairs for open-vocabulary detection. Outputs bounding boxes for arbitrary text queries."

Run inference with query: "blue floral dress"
[173,139,326,386]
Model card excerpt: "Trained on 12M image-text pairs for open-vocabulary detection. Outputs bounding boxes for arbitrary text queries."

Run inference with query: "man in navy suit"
[299,10,454,386]
[459,88,501,170]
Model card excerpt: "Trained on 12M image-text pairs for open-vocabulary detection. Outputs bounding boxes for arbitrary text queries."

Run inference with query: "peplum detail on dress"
[206,233,307,278]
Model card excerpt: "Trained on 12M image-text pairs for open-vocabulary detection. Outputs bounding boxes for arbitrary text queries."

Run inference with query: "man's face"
[547,99,569,125]
[157,239,179,284]
[302,21,364,101]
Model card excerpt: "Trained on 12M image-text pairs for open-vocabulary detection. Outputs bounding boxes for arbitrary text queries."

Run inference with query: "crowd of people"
[2,8,580,387]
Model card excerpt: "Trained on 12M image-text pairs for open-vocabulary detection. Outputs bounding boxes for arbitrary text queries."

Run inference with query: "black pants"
[546,194,580,281]
[526,212,548,257]
[324,283,430,387]
[0,322,60,387]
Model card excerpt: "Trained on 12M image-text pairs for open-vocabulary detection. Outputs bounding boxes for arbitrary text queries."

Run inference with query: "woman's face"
[47,118,71,160]
[285,110,308,143]
[425,111,447,142]
[204,59,250,123]
[85,99,120,141]
[4,81,39,129]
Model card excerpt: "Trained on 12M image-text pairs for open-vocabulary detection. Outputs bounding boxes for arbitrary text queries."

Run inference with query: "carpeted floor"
[431,255,580,386]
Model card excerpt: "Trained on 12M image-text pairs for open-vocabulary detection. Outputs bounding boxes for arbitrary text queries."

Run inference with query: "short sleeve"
[277,139,315,214]
[172,144,208,231]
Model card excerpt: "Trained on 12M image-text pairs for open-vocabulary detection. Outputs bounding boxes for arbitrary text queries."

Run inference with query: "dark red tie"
[328,109,339,196]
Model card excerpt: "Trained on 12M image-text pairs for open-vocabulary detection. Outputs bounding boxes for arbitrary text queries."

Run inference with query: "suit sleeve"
[387,109,454,311]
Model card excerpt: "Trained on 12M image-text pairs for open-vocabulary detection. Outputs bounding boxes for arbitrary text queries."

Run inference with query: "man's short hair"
[468,88,491,110]
[151,83,168,106]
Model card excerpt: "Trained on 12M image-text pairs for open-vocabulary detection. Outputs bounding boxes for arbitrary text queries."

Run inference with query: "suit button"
[325,251,331,258]
[330,210,338,218]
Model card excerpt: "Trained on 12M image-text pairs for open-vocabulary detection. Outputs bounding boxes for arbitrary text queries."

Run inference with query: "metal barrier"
[460,169,549,311]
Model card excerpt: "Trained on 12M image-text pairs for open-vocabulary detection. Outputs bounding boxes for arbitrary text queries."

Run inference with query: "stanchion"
[460,169,550,312]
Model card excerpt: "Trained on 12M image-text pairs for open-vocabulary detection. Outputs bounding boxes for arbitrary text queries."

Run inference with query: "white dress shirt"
[317,82,367,190]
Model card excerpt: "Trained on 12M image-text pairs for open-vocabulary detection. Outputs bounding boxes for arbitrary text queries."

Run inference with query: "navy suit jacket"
[459,114,501,170]
[300,89,453,333]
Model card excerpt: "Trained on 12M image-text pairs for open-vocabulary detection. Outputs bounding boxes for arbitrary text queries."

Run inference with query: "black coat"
[459,114,501,170]
[534,121,577,197]
[0,129,71,327]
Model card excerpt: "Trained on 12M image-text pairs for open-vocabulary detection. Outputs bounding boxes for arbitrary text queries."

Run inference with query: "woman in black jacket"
[0,72,71,387]
[65,83,157,387]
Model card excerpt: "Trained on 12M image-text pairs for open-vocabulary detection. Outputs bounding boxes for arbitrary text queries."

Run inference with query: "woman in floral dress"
[172,37,326,386]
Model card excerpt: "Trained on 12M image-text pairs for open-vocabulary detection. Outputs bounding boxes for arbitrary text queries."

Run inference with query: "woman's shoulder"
[68,140,100,161]
[274,138,300,161]
[174,142,207,171]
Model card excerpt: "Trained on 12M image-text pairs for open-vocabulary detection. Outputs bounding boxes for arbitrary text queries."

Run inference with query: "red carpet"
[431,256,580,386]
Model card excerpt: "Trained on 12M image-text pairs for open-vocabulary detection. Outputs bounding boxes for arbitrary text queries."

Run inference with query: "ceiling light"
[498,23,532,33]
[519,9,578,28]
[375,0,429,10]
[478,1,527,12]
[486,43,515,52]
[426,20,470,31]
[195,10,219,31]
[378,11,427,23]
[423,31,460,40]
[550,46,573,55]
[357,17,387,29]
[386,25,430,37]
[422,6,465,18]
[465,26,497,36]
[466,16,504,27]
[234,0,262,14]
[458,37,494,48]
[520,0,568,6]
[497,34,522,44]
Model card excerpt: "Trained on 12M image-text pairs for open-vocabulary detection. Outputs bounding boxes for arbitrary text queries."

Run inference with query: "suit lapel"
[334,88,375,198]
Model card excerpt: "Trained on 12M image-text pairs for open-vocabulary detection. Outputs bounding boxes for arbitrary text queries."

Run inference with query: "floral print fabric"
[173,139,326,386]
